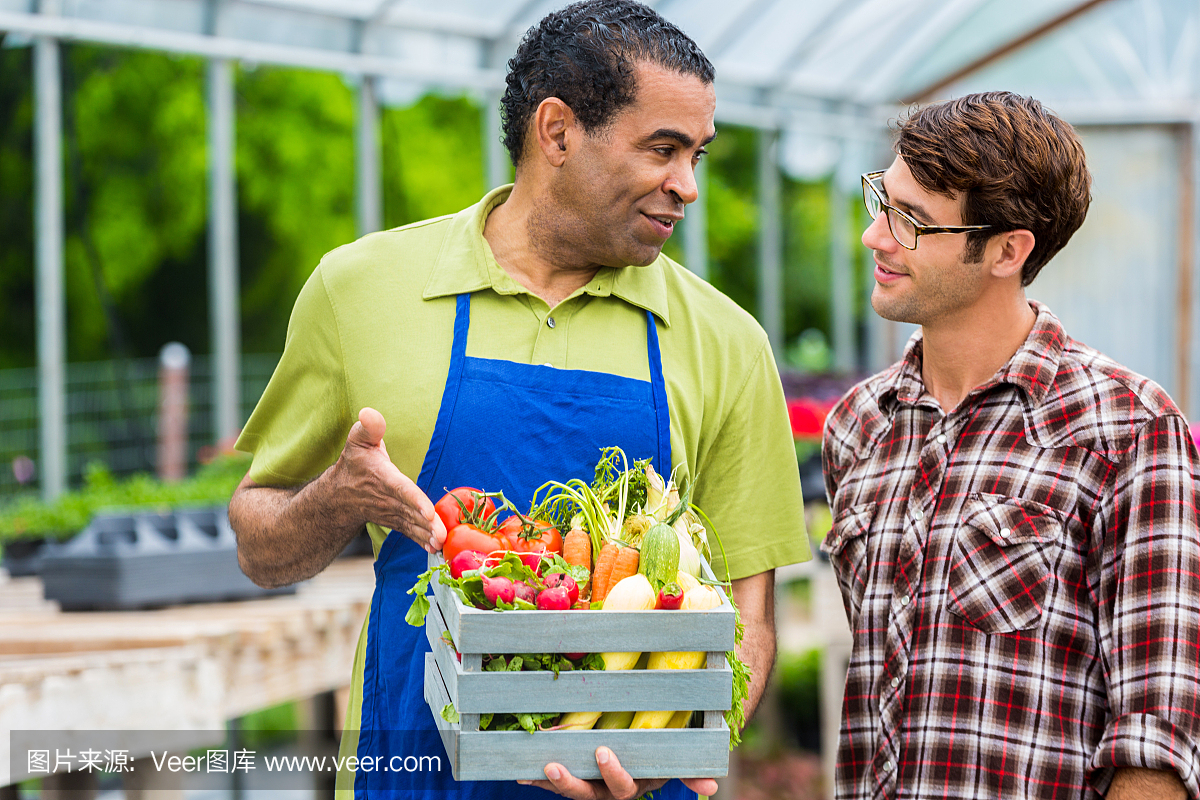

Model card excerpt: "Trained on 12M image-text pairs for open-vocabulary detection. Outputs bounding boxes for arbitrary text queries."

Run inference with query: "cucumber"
[638,522,680,590]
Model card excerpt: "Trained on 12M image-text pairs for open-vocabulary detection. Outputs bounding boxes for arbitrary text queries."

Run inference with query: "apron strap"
[415,292,472,497]
[646,310,672,477]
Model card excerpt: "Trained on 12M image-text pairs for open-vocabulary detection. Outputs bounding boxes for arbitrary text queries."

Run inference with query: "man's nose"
[862,211,897,252]
[665,162,700,206]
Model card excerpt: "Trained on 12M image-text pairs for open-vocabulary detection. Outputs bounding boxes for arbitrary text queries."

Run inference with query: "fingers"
[520,750,658,800]
[681,776,720,797]
[594,748,645,800]
[521,763,600,799]
[357,407,387,443]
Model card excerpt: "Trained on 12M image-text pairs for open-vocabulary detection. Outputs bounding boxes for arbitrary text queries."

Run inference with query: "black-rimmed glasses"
[862,170,992,250]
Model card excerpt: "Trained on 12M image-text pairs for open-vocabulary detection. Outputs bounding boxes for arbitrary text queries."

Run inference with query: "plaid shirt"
[822,302,1200,800]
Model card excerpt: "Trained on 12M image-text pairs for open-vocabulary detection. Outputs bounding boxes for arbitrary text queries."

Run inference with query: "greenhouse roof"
[2,0,1195,135]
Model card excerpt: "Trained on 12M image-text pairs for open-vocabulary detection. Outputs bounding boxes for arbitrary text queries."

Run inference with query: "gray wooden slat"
[426,552,736,653]
[425,595,732,713]
[424,597,461,711]
[424,654,731,782]
[424,654,460,766]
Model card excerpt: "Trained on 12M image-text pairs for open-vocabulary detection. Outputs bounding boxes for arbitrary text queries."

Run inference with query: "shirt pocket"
[947,493,1063,634]
[821,501,878,617]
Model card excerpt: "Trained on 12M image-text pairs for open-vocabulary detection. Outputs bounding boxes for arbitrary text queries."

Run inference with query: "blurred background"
[1,1,1197,798]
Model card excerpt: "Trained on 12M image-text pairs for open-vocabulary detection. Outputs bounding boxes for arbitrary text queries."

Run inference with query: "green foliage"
[0,453,250,544]
[776,647,822,751]
[0,43,855,370]
[381,93,486,227]
[0,46,34,369]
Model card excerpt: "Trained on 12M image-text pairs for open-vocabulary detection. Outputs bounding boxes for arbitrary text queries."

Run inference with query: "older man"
[229,2,809,798]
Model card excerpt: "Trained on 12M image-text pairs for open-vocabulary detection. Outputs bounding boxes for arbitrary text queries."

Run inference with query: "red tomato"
[443,524,508,563]
[499,516,563,555]
[434,488,496,532]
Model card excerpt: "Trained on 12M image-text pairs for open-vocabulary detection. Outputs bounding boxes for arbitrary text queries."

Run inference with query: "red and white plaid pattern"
[822,301,1200,799]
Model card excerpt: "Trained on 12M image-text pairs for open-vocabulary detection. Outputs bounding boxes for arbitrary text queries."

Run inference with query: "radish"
[482,575,515,607]
[449,550,486,579]
[517,551,545,573]
[544,573,579,606]
[536,586,572,610]
[512,580,537,605]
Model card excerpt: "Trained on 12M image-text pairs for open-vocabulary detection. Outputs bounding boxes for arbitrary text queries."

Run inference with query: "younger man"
[823,91,1200,800]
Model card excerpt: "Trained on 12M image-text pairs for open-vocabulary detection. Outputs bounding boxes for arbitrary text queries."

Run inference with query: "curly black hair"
[500,0,714,167]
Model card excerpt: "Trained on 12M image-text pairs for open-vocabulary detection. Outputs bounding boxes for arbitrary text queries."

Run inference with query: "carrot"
[606,546,640,593]
[592,542,621,604]
[564,528,592,595]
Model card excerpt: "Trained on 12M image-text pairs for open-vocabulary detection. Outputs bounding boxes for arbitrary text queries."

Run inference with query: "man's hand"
[518,746,718,800]
[333,407,446,554]
[230,407,446,588]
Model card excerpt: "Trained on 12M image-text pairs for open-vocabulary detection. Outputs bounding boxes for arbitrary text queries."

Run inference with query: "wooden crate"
[421,552,736,781]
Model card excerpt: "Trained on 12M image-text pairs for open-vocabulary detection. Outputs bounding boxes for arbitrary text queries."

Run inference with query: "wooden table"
[0,557,375,786]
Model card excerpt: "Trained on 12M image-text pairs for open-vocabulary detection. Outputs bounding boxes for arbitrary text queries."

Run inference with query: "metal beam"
[35,31,65,500]
[356,75,382,235]
[683,158,709,281]
[1175,123,1194,415]
[757,128,783,358]
[208,57,240,443]
[0,11,504,90]
[830,168,854,373]
[899,0,1115,104]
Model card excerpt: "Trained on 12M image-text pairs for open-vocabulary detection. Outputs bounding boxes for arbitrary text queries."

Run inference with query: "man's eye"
[654,146,674,156]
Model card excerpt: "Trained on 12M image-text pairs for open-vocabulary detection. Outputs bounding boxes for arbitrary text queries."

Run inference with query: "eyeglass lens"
[864,176,917,249]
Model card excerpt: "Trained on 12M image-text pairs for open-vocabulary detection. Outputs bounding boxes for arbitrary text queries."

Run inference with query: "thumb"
[349,407,387,447]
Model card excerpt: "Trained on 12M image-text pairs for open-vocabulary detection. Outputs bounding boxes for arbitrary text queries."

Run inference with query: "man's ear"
[989,229,1035,281]
[533,97,574,168]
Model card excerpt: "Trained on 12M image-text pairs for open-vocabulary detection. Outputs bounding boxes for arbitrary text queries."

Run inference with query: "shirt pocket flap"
[960,493,1063,547]
[822,501,877,557]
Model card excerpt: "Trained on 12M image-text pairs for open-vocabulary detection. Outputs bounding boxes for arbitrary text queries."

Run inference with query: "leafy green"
[0,454,251,546]
[542,552,589,588]
[440,704,460,724]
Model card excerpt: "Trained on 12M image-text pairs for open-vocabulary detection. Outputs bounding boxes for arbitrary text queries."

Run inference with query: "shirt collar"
[881,300,1065,411]
[422,185,671,326]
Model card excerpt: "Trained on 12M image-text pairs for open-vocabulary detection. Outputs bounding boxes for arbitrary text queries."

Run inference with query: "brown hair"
[896,91,1091,285]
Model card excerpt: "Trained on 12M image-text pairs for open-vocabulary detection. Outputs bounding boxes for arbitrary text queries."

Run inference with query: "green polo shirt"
[236,186,808,787]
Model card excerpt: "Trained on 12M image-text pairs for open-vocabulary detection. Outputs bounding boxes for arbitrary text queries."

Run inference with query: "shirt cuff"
[1088,713,1200,798]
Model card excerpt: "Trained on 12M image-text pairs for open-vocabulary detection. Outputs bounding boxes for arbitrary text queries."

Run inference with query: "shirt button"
[884,760,894,772]
[900,595,911,607]
[547,316,556,329]
[912,508,924,520]
[1000,527,1012,539]
[890,677,900,688]
[936,434,947,444]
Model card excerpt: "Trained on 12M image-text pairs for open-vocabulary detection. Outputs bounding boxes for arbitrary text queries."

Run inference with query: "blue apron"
[355,292,695,799]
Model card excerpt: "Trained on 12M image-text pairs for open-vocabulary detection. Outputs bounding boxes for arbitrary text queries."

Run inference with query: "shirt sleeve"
[235,266,354,487]
[692,338,810,581]
[1088,412,1200,796]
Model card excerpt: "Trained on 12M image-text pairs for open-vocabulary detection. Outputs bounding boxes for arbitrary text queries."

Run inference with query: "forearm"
[229,465,367,588]
[731,571,777,723]
[1108,767,1187,799]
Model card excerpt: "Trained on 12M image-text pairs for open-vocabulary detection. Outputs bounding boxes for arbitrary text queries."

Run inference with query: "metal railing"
[0,354,280,500]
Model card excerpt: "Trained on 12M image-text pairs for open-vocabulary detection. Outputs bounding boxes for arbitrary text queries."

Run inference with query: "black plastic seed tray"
[40,507,295,610]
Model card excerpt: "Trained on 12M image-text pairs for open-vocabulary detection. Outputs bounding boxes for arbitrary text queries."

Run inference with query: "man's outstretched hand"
[519,746,719,800]
[337,407,446,553]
